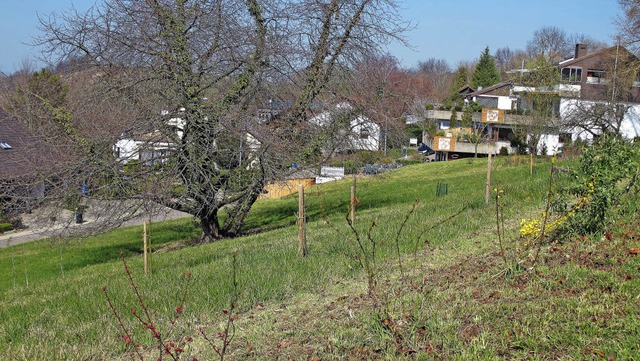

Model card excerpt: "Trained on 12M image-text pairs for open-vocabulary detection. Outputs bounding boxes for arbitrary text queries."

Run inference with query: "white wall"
[621,104,640,138]
[537,133,561,155]
[309,105,380,152]
[114,139,139,162]
[348,116,380,151]
[497,96,515,110]
[560,98,640,140]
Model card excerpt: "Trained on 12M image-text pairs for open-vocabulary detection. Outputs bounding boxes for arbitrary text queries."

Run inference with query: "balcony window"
[561,67,582,83]
[586,69,606,84]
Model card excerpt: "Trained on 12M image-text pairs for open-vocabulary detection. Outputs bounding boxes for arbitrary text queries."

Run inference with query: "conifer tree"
[450,66,469,97]
[471,47,501,88]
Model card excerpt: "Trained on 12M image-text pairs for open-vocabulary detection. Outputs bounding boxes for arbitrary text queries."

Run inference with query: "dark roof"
[559,45,636,68]
[466,81,512,97]
[0,109,69,181]
[457,84,476,94]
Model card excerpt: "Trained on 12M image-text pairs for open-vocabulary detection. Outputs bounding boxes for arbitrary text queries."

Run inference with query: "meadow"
[1,155,639,360]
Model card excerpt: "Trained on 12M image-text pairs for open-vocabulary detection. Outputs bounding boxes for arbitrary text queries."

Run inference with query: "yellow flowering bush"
[519,196,588,241]
[519,218,541,238]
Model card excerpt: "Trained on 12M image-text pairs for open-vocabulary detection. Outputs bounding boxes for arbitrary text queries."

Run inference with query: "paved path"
[0,205,191,248]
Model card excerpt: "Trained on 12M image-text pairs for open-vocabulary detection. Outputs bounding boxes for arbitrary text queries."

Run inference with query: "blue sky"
[0,0,622,74]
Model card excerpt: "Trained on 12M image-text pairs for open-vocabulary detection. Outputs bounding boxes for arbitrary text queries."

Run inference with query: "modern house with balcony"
[558,44,640,102]
[557,44,640,141]
[419,44,640,160]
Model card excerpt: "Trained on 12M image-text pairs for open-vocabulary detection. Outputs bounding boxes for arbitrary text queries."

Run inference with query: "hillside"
[1,155,639,360]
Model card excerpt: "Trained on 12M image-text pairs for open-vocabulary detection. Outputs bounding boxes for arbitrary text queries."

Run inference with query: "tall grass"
[0,157,559,359]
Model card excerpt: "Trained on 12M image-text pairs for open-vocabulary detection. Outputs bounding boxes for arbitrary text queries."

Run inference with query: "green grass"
[1,156,639,360]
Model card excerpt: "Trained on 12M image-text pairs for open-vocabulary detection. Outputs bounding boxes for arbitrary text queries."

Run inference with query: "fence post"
[298,184,307,257]
[350,185,357,225]
[530,152,534,176]
[143,220,148,275]
[486,150,493,204]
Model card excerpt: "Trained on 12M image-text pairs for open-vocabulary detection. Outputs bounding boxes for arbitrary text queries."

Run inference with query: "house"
[0,109,66,214]
[114,111,185,165]
[558,44,640,102]
[433,44,640,158]
[115,130,178,165]
[465,81,518,111]
[309,102,381,153]
[557,44,640,141]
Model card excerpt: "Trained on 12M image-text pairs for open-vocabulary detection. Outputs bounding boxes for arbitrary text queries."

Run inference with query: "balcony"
[586,77,607,85]
[555,83,581,94]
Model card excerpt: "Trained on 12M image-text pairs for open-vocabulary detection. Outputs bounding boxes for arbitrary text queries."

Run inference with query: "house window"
[360,129,370,139]
[586,69,606,84]
[561,67,582,82]
[0,142,12,150]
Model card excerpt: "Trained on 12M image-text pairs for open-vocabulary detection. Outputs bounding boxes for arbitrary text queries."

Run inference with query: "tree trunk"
[199,211,222,243]
[222,177,265,237]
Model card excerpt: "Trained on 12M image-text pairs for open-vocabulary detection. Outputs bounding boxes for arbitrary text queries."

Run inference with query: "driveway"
[0,202,191,248]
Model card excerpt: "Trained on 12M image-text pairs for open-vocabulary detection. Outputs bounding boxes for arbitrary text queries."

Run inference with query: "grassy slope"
[1,157,639,360]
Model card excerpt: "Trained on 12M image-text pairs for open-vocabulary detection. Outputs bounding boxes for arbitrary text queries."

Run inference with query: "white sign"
[486,109,499,122]
[438,137,451,151]
[320,166,345,178]
[317,166,345,183]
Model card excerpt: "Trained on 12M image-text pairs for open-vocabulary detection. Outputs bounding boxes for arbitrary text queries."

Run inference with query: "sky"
[0,0,623,75]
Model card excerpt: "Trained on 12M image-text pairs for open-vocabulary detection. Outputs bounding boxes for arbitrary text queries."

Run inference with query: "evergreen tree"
[471,47,501,88]
[450,66,469,97]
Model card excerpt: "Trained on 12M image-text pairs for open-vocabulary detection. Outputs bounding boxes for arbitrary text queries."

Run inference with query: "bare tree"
[617,0,640,53]
[561,45,640,138]
[29,0,409,241]
[567,34,609,53]
[509,56,561,154]
[526,26,572,62]
[460,105,488,158]
[494,46,529,77]
[344,55,431,154]
[415,57,451,100]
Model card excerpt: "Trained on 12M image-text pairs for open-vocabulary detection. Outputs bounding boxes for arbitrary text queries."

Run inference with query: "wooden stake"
[530,152,534,176]
[350,185,356,225]
[298,184,307,257]
[486,149,493,204]
[143,220,148,275]
[147,217,151,275]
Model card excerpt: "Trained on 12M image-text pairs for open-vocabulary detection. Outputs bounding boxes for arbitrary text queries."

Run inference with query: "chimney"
[575,43,588,59]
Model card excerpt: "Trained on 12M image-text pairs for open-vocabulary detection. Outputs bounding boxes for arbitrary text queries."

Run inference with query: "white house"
[466,82,519,111]
[309,102,381,152]
[114,113,185,165]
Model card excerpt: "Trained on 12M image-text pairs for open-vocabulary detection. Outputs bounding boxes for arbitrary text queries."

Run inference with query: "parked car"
[417,143,436,162]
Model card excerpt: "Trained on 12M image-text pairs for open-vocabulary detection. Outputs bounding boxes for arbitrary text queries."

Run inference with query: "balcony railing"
[586,77,607,85]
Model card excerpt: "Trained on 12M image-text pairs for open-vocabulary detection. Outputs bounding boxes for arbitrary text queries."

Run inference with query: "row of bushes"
[328,149,429,174]
[425,101,484,112]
